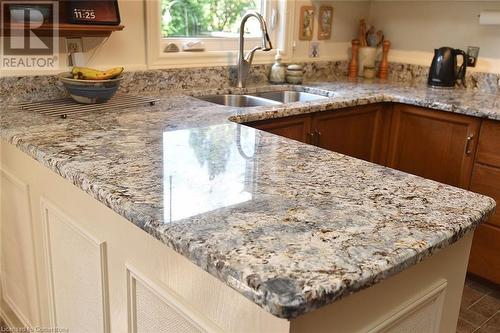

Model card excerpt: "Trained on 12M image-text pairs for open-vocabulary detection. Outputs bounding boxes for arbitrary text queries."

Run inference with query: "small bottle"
[269,50,286,84]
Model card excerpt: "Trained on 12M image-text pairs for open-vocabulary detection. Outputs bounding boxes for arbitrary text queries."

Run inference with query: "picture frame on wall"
[299,6,314,41]
[318,6,333,40]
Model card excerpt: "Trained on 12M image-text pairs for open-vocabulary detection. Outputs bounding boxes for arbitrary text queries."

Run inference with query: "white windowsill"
[145,0,291,69]
[149,49,282,69]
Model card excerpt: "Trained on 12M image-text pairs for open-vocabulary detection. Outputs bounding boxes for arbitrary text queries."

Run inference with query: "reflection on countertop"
[163,124,257,222]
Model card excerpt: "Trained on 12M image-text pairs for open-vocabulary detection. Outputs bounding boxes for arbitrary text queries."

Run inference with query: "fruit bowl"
[58,70,123,104]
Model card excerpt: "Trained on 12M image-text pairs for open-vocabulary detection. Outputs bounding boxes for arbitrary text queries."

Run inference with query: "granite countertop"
[0,79,497,319]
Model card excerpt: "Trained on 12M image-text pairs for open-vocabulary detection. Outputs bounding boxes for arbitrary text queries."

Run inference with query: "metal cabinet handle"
[465,134,474,155]
[307,132,314,144]
[315,130,322,146]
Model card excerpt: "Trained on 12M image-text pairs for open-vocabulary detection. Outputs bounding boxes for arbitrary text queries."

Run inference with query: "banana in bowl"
[71,66,124,80]
[59,67,124,104]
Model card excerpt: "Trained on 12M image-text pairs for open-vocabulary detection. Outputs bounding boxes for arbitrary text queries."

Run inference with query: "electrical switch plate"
[467,46,480,67]
[66,38,83,54]
[309,42,320,58]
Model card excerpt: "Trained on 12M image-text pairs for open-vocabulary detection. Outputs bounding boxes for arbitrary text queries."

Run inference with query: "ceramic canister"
[358,47,377,77]
[286,64,304,84]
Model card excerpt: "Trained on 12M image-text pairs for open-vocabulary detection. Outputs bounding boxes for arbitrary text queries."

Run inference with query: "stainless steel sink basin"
[196,94,282,107]
[253,91,328,103]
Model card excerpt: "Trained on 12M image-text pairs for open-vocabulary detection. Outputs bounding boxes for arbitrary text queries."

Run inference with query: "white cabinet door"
[127,266,222,333]
[0,170,40,326]
[41,200,110,333]
[368,281,447,333]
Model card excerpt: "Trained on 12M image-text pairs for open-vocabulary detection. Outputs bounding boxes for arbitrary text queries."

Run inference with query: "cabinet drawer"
[476,120,500,168]
[470,163,500,228]
[468,224,500,284]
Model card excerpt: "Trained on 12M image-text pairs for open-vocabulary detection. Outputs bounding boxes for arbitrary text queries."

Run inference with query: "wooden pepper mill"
[378,40,391,80]
[349,39,360,79]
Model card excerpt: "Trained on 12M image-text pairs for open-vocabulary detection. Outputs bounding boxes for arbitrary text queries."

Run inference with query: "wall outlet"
[467,46,480,67]
[66,38,83,54]
[309,42,320,58]
[71,53,86,67]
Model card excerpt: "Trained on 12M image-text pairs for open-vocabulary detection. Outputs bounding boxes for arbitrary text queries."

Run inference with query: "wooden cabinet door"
[387,104,481,188]
[245,115,312,144]
[311,104,391,164]
[470,163,500,228]
[468,224,500,284]
[475,119,500,168]
[468,162,500,284]
[468,120,500,284]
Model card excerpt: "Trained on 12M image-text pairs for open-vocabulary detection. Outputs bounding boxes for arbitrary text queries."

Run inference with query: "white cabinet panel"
[41,200,109,333]
[0,170,40,326]
[369,281,446,333]
[127,267,221,333]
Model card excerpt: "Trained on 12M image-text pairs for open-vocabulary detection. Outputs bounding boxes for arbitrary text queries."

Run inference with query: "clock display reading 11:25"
[73,8,96,20]
[67,0,121,25]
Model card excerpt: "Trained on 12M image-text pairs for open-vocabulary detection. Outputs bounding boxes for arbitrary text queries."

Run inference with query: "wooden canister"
[378,40,391,80]
[349,39,360,79]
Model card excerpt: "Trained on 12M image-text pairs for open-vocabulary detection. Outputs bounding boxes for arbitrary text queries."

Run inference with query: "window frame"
[145,0,291,69]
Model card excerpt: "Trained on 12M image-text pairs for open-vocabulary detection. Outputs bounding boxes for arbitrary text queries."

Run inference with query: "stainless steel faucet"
[237,12,273,88]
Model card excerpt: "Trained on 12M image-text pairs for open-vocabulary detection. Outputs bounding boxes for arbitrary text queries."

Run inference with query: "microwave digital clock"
[66,0,120,25]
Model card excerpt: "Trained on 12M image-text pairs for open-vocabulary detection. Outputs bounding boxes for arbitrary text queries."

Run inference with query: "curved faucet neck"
[237,12,272,88]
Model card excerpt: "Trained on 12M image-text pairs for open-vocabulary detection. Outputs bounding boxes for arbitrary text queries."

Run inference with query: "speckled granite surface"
[0,79,497,319]
[1,61,499,105]
[227,80,500,123]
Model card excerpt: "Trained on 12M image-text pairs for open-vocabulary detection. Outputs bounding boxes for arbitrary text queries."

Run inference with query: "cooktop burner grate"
[17,94,159,118]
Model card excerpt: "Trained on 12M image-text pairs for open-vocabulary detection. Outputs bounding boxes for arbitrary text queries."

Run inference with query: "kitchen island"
[0,79,496,332]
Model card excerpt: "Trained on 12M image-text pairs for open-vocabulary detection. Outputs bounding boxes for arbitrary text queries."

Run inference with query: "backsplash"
[1,60,499,105]
[0,61,346,105]
[387,63,500,93]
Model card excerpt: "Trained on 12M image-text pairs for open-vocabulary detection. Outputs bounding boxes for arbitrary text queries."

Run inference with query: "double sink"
[196,90,328,107]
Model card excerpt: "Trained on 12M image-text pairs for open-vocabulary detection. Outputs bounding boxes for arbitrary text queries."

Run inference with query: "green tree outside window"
[161,0,261,38]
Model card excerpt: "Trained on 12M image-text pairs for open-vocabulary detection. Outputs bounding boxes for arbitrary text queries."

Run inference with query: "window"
[146,0,288,67]
[161,0,263,38]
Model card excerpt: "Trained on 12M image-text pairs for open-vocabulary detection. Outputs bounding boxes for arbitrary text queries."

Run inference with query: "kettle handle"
[455,49,468,86]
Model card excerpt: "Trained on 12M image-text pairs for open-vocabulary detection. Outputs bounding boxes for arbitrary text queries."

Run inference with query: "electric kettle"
[428,47,468,88]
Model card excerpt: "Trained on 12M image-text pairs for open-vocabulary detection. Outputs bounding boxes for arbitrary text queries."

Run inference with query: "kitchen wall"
[82,0,146,71]
[3,0,500,76]
[290,1,370,61]
[67,0,369,69]
[79,0,500,72]
[62,0,147,71]
[369,1,500,73]
[1,0,365,76]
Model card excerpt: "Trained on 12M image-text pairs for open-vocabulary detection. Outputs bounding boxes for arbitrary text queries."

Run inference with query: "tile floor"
[458,276,500,333]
